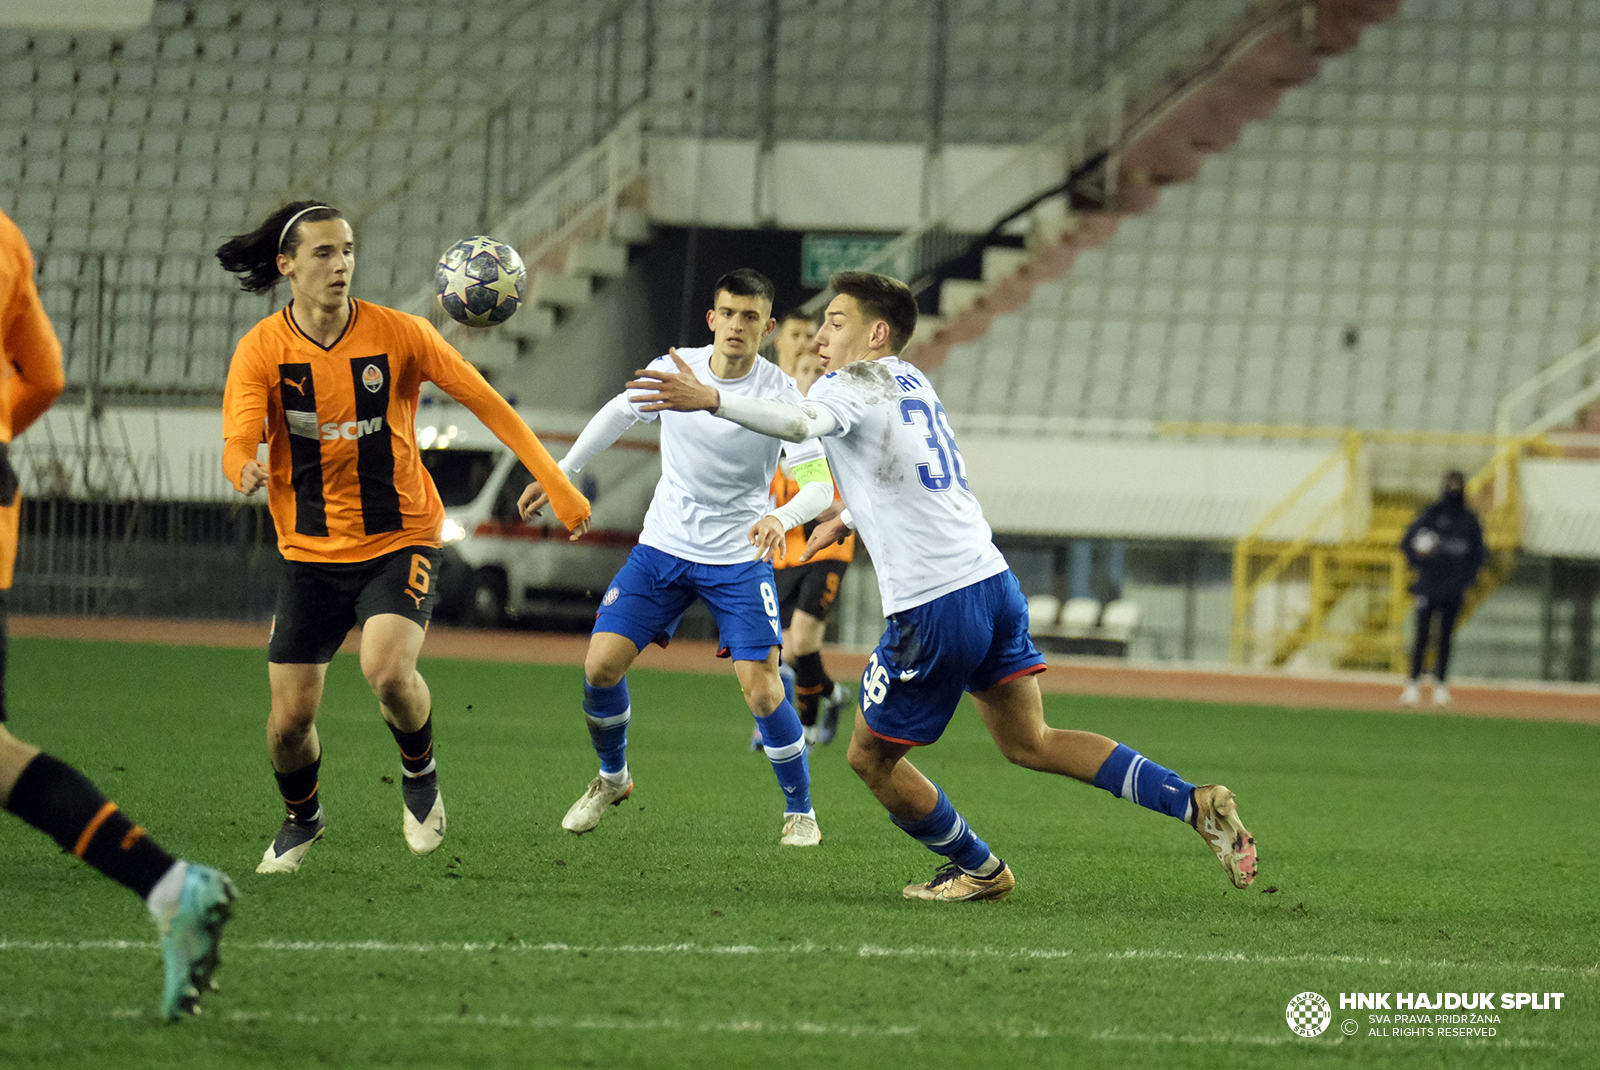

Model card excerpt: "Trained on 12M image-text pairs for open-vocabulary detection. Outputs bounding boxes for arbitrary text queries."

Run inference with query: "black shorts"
[773,560,848,629]
[269,546,442,665]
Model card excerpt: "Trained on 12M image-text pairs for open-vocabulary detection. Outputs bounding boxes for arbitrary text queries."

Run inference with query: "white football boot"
[780,810,821,846]
[402,773,447,855]
[562,772,634,833]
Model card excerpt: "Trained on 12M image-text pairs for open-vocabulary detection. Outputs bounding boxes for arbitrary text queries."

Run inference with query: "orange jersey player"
[0,207,237,1021]
[217,201,589,876]
[765,310,857,747]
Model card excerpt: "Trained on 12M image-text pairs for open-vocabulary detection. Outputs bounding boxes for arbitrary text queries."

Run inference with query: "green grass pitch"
[0,637,1596,1069]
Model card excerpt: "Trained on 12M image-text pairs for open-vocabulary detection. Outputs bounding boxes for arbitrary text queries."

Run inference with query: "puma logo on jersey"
[282,376,308,395]
[321,417,384,441]
[404,588,425,610]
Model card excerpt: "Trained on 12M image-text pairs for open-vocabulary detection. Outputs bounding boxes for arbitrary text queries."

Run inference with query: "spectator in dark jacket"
[1399,470,1486,706]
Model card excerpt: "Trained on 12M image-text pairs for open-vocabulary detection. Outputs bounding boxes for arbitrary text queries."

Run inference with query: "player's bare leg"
[845,710,935,821]
[972,675,1116,782]
[564,631,642,833]
[259,663,328,873]
[361,614,445,854]
[846,712,1012,900]
[361,614,431,732]
[973,675,1256,888]
[0,725,41,800]
[786,608,850,746]
[584,630,640,689]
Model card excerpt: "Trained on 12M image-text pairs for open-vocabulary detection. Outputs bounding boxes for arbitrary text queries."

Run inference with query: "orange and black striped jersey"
[223,298,588,563]
[770,465,854,569]
[0,209,67,588]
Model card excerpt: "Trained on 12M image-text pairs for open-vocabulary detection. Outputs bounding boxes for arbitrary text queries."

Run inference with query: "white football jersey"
[806,356,1007,614]
[629,346,824,565]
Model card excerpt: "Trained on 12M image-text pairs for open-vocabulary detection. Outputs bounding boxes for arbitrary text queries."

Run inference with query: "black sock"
[4,753,176,899]
[793,652,831,727]
[273,756,322,823]
[388,716,434,778]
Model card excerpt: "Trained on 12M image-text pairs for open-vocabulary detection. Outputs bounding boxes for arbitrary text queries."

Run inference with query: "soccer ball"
[435,236,528,327]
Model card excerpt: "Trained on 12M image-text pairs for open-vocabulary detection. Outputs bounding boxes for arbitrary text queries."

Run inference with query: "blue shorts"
[859,570,1045,746]
[594,544,784,663]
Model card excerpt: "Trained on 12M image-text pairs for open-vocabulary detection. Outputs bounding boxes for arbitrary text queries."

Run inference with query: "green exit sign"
[801,234,914,288]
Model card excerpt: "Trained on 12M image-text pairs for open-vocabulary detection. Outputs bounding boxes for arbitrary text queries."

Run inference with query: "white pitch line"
[1,938,1595,979]
[0,1005,1563,1051]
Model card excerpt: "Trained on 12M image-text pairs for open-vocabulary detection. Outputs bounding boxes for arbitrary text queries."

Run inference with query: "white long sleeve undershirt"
[559,392,639,475]
[767,476,833,530]
[713,391,840,443]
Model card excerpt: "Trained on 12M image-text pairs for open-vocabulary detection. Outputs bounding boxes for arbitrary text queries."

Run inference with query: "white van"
[417,403,660,627]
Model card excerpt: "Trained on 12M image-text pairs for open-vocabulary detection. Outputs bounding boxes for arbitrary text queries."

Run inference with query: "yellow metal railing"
[1213,424,1542,672]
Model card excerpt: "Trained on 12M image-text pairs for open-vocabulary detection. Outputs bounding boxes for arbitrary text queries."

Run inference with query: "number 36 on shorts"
[862,651,891,709]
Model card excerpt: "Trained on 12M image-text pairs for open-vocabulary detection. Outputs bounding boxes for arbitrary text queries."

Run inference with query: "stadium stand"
[1,0,1180,398]
[930,0,1600,440]
[4,0,1596,679]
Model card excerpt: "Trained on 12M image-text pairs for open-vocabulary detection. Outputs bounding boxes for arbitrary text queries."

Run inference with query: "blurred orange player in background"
[0,206,236,1020]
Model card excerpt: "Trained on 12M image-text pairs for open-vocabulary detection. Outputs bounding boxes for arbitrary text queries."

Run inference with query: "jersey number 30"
[900,398,968,492]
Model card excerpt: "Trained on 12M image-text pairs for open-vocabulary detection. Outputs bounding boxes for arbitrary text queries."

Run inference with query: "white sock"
[146,860,188,933]
[600,765,630,787]
[962,853,1003,879]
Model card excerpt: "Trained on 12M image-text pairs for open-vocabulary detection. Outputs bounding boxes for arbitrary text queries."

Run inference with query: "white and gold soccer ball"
[435,236,528,327]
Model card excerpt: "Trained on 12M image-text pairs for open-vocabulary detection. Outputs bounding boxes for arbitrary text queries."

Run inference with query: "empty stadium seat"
[1100,600,1142,643]
[1061,597,1101,638]
[1026,595,1062,631]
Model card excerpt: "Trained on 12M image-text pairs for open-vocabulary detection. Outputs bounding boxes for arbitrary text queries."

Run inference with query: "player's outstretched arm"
[422,328,591,535]
[517,480,592,543]
[628,348,842,443]
[627,347,720,412]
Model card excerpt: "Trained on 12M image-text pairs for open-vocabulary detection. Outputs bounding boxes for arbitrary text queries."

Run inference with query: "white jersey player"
[628,270,1260,903]
[519,269,835,849]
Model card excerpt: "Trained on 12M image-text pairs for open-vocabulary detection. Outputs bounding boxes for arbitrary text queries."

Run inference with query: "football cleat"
[562,774,633,833]
[1432,683,1451,707]
[159,863,237,1021]
[815,681,853,746]
[1189,784,1257,889]
[1399,680,1420,706]
[402,772,446,855]
[780,810,821,846]
[256,812,326,874]
[903,860,1015,902]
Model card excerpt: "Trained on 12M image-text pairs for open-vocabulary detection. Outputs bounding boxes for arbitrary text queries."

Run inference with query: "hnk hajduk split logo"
[1286,991,1333,1037]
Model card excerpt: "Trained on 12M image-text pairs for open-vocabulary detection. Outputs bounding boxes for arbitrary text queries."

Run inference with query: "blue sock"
[583,679,631,776]
[891,785,995,873]
[754,699,811,814]
[779,662,797,710]
[1092,743,1194,821]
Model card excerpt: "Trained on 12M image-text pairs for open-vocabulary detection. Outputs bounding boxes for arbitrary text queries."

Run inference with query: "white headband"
[277,205,334,253]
